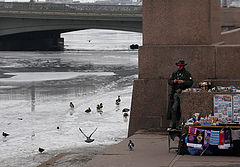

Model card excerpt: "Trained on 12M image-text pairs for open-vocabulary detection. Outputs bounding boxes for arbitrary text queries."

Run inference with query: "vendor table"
[184,125,240,129]
[181,124,240,155]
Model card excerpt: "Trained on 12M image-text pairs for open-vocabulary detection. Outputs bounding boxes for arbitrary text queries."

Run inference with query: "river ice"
[0,29,141,167]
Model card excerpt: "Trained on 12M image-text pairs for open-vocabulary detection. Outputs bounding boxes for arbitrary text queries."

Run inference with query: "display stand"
[181,125,240,155]
[185,125,240,130]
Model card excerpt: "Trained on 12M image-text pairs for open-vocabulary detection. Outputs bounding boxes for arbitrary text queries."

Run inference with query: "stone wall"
[181,91,240,122]
[128,0,240,136]
[222,28,240,44]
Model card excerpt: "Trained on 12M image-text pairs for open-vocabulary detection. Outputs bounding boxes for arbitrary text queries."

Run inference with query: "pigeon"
[85,107,91,113]
[123,113,129,117]
[31,131,35,138]
[128,140,134,151]
[2,132,9,137]
[122,108,130,113]
[38,147,45,153]
[70,102,74,108]
[99,103,103,109]
[79,128,97,143]
[96,104,101,112]
[116,96,121,105]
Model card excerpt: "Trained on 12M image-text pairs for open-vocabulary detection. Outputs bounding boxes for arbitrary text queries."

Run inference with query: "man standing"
[167,60,193,130]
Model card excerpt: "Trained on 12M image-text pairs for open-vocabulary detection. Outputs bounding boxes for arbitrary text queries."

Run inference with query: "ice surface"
[0,29,140,167]
[0,72,115,82]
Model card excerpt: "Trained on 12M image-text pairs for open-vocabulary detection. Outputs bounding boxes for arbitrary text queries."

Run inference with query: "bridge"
[0,2,142,50]
[0,2,239,50]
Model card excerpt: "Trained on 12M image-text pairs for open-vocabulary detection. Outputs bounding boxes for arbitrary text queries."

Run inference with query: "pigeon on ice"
[2,132,9,137]
[85,107,91,113]
[99,103,103,109]
[128,140,134,151]
[116,96,121,105]
[79,128,97,143]
[38,147,45,153]
[70,102,74,108]
[122,108,130,113]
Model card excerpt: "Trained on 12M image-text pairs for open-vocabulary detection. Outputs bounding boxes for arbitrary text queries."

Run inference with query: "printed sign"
[214,94,233,122]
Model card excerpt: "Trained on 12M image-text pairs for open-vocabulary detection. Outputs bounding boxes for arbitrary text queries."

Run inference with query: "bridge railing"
[0,2,142,15]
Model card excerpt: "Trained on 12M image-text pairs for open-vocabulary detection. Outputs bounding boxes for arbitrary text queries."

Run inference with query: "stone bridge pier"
[128,0,240,136]
[0,31,63,51]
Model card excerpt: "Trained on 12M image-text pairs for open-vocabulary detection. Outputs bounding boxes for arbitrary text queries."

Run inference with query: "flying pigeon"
[2,132,9,137]
[128,140,134,151]
[38,147,45,153]
[79,128,97,143]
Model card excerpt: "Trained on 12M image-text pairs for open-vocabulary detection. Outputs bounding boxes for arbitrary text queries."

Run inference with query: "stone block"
[128,79,168,136]
[216,45,240,79]
[139,45,216,80]
[222,28,240,45]
[208,79,240,88]
[143,0,221,45]
[181,92,240,123]
[181,92,213,122]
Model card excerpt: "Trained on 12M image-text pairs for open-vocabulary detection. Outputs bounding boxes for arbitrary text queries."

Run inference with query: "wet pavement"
[38,130,240,167]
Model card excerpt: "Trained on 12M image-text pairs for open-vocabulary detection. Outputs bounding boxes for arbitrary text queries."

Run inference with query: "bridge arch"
[0,2,142,50]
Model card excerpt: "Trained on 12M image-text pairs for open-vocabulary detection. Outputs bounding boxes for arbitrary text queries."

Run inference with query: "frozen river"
[0,29,141,167]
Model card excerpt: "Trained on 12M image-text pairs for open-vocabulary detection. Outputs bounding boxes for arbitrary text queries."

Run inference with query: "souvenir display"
[185,127,237,155]
[199,81,211,91]
[183,84,240,93]
[209,130,219,145]
[214,94,240,123]
[203,130,211,147]
[214,94,233,123]
[232,94,240,122]
[182,83,240,155]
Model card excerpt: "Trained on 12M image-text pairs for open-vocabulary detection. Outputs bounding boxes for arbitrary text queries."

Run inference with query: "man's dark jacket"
[167,68,193,120]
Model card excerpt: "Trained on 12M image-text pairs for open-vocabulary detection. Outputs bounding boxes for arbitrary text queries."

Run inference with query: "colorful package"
[219,130,225,145]
[210,130,220,145]
[231,129,240,141]
[187,147,202,156]
[188,126,197,136]
[224,130,231,144]
[196,129,204,144]
[204,130,211,147]
[187,135,196,143]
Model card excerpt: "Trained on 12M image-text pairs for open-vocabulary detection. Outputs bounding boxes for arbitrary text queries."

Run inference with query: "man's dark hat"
[176,60,187,66]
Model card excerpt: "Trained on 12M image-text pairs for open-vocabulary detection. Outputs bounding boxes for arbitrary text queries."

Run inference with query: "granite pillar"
[128,0,224,136]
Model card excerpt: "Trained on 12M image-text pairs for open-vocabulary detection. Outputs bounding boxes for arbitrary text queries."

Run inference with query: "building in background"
[221,0,240,7]
[94,0,141,5]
